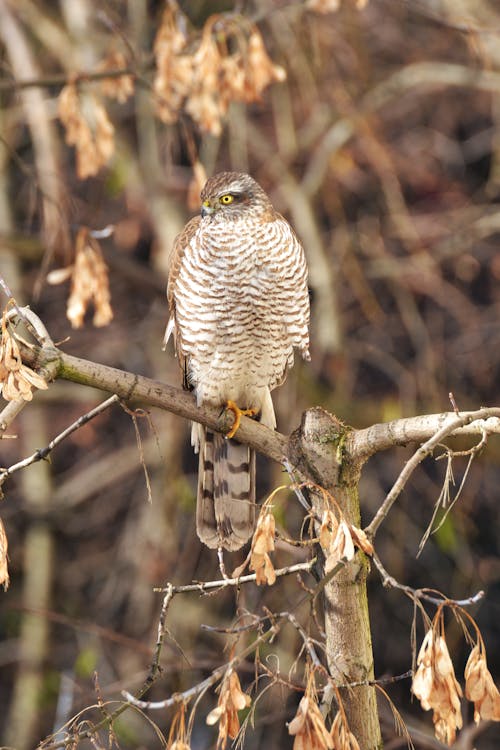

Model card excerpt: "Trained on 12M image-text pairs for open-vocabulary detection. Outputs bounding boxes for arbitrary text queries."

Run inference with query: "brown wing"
[164,215,201,382]
[167,214,200,317]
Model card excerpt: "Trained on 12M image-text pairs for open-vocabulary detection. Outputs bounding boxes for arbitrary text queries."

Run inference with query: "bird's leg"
[224,399,257,439]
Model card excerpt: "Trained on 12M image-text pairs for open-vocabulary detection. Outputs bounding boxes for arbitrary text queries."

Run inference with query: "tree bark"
[290,408,382,749]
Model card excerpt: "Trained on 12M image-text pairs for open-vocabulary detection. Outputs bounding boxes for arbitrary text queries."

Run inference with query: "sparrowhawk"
[165,172,310,550]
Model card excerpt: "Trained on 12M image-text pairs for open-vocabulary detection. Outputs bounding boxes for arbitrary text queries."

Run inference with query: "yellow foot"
[225,400,257,439]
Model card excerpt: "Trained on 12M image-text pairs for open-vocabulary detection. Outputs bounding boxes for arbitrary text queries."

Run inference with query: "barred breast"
[174,214,309,425]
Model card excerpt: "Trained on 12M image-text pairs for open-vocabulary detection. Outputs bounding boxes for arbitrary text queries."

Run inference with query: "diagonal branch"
[5,308,499,501]
[18,338,288,464]
[348,409,500,463]
[13,319,500,474]
[364,407,500,538]
[0,395,120,485]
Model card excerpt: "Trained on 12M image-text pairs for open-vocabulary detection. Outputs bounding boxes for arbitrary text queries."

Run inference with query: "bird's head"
[200,172,272,220]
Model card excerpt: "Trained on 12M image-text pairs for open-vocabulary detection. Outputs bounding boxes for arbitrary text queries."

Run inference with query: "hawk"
[165,172,310,550]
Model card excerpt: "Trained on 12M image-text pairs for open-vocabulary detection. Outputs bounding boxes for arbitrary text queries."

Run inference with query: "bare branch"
[0,399,26,438]
[0,64,146,93]
[17,336,288,464]
[0,395,119,486]
[122,623,280,711]
[365,408,500,538]
[9,310,500,527]
[351,408,500,463]
[154,559,316,596]
[372,552,485,608]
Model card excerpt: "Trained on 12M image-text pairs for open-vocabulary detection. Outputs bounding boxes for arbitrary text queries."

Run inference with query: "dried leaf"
[325,521,355,572]
[242,29,286,102]
[153,2,193,123]
[207,669,251,748]
[0,518,9,591]
[306,0,341,13]
[249,509,276,586]
[98,50,134,103]
[348,524,374,555]
[0,310,48,402]
[58,84,115,179]
[67,228,113,328]
[288,692,333,749]
[46,266,74,285]
[465,644,500,723]
[412,628,462,745]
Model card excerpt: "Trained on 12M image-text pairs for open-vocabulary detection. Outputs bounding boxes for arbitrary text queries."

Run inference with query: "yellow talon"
[225,400,256,439]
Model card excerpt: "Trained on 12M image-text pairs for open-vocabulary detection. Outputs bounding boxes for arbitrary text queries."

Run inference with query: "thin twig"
[282,457,311,511]
[151,584,174,681]
[372,552,484,608]
[284,612,324,671]
[3,300,54,347]
[0,399,26,438]
[0,65,147,92]
[0,395,120,485]
[153,559,316,595]
[122,623,281,710]
[417,433,487,557]
[203,609,325,670]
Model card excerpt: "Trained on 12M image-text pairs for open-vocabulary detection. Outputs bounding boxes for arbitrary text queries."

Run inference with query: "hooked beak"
[201,200,215,218]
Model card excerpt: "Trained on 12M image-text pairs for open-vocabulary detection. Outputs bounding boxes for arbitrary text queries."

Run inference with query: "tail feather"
[196,428,256,550]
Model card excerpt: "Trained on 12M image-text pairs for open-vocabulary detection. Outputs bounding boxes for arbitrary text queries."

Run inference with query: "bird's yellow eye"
[220,194,234,205]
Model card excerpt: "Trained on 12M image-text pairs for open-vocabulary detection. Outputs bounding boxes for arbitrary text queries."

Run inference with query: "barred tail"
[196,428,256,551]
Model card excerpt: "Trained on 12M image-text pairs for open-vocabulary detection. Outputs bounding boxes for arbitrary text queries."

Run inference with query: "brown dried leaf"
[0,312,48,401]
[330,711,361,749]
[58,84,115,179]
[325,521,355,572]
[98,50,134,103]
[153,2,193,123]
[249,510,276,585]
[207,669,251,748]
[306,0,341,11]
[242,29,286,102]
[67,228,113,328]
[288,693,333,749]
[0,518,9,591]
[412,629,463,745]
[206,705,224,726]
[46,266,74,285]
[185,30,224,136]
[167,703,191,749]
[465,644,500,723]
[229,671,251,712]
[348,524,374,555]
[319,509,338,551]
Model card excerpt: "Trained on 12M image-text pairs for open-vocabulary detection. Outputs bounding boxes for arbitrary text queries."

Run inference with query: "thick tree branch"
[14,330,500,473]
[349,409,500,462]
[18,340,288,464]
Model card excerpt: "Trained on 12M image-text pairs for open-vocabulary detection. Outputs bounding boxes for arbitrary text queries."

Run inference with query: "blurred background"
[0,0,499,747]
